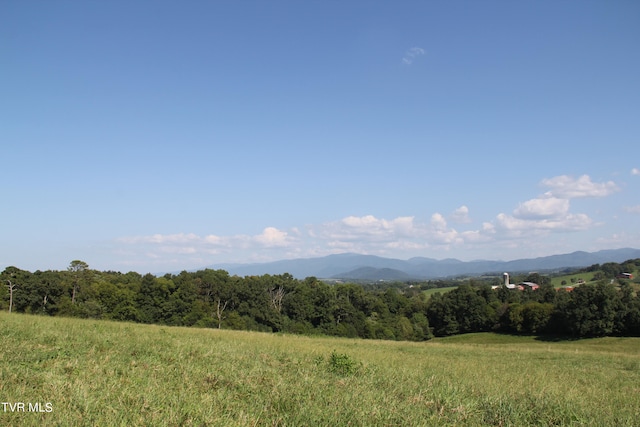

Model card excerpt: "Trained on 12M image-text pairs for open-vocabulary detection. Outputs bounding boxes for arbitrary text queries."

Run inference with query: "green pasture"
[550,272,594,288]
[550,267,639,289]
[1,312,639,426]
[422,286,457,298]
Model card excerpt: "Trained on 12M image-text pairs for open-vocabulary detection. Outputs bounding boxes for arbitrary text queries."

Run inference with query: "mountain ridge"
[211,248,640,280]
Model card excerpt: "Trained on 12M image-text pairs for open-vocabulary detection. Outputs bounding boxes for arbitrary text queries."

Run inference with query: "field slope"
[1,312,639,426]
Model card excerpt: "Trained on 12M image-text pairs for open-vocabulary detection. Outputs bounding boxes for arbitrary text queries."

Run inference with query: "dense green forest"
[2,259,639,340]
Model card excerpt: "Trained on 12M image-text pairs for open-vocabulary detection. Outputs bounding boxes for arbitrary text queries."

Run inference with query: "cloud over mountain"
[112,173,628,270]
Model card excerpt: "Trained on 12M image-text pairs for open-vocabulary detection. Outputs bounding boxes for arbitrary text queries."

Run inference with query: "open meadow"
[421,286,459,299]
[1,312,639,426]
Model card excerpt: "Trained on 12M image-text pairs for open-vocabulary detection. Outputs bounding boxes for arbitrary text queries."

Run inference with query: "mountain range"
[212,248,640,281]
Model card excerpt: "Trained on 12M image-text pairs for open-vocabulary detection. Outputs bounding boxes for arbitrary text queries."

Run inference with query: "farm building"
[498,272,518,290]
[519,281,539,291]
[491,273,540,291]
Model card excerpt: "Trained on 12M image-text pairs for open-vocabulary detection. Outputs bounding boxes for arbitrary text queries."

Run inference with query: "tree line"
[427,270,640,337]
[2,259,639,340]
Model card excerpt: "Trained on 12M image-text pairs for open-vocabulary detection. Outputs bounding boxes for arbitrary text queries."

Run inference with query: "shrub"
[327,350,360,376]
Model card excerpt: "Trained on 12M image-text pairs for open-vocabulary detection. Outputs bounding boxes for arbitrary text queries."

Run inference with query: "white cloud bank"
[494,174,616,238]
[513,197,569,220]
[113,174,623,270]
[541,174,619,198]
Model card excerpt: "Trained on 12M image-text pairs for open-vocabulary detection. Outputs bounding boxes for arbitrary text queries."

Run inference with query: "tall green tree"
[564,283,621,337]
[136,274,175,324]
[1,266,24,313]
[615,282,640,336]
[68,260,89,304]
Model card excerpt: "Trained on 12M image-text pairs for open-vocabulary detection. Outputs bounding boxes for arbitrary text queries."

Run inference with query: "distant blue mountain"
[212,248,640,280]
[335,267,413,281]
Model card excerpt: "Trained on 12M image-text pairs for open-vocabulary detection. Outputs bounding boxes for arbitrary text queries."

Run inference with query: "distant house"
[617,273,634,280]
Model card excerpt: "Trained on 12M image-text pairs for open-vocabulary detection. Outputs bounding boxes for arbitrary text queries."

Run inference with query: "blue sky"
[2,1,639,273]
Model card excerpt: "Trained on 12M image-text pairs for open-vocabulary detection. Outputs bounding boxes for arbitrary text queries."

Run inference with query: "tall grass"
[1,312,639,426]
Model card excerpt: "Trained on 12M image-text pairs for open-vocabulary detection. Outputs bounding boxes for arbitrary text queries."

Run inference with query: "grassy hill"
[1,312,639,426]
[550,266,639,288]
[422,285,459,298]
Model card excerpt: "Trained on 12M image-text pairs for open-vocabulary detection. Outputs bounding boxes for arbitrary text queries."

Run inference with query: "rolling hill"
[212,248,640,280]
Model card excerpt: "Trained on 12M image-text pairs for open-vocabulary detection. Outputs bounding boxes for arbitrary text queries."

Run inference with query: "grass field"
[550,267,639,288]
[1,312,639,426]
[550,272,594,288]
[422,286,458,298]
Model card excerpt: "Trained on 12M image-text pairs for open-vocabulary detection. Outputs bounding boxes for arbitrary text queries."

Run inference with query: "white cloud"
[318,214,467,252]
[116,213,467,268]
[114,178,608,270]
[204,234,224,245]
[117,207,595,269]
[541,174,619,198]
[430,213,447,230]
[631,168,640,176]
[480,173,618,240]
[495,212,593,235]
[624,205,640,214]
[596,232,640,248]
[462,174,609,246]
[513,197,569,220]
[158,246,197,255]
[114,204,600,269]
[116,233,200,245]
[254,227,292,247]
[402,47,425,65]
[424,213,464,245]
[342,215,379,228]
[117,227,293,264]
[324,215,418,240]
[429,227,462,245]
[451,205,471,223]
[306,214,474,256]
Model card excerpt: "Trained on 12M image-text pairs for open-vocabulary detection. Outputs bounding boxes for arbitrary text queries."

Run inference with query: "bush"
[327,351,360,376]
